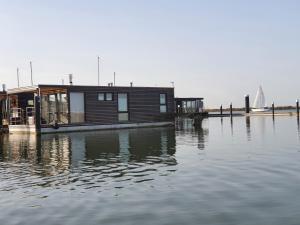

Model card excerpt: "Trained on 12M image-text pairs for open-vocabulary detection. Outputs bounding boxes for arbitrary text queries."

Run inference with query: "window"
[98,93,105,101]
[160,105,167,113]
[106,93,113,101]
[118,113,128,121]
[118,93,128,112]
[160,94,166,105]
[98,93,113,101]
[118,93,128,121]
[160,94,167,113]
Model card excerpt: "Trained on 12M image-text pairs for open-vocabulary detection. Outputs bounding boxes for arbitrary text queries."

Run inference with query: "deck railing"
[10,107,35,125]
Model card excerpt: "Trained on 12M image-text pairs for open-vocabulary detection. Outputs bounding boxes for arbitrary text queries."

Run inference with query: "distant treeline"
[206,105,296,112]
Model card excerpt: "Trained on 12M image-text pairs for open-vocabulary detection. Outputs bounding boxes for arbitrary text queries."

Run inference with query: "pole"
[220,105,223,115]
[230,103,233,117]
[245,95,250,113]
[97,56,100,86]
[296,99,299,118]
[113,72,116,86]
[69,74,73,85]
[30,61,33,86]
[272,102,275,118]
[17,68,20,88]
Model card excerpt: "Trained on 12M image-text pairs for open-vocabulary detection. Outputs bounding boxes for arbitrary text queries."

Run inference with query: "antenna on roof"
[97,56,100,86]
[17,68,20,88]
[69,74,73,85]
[30,61,33,86]
[113,72,116,86]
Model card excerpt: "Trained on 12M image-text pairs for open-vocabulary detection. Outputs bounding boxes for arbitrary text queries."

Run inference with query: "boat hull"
[251,108,270,112]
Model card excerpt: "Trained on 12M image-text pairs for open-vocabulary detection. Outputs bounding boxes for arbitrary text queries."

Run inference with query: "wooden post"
[35,96,41,133]
[0,100,3,127]
[220,105,223,115]
[55,94,61,123]
[245,95,250,113]
[296,99,299,118]
[230,103,233,117]
[272,102,275,118]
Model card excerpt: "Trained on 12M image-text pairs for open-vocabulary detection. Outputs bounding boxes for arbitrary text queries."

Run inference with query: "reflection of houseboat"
[0,127,176,170]
[4,84,174,134]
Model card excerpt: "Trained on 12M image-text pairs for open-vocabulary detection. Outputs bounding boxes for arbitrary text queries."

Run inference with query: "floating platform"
[8,122,174,134]
[248,112,298,116]
[208,113,244,117]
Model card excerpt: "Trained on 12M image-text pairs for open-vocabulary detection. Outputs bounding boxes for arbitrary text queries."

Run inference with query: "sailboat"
[252,86,269,112]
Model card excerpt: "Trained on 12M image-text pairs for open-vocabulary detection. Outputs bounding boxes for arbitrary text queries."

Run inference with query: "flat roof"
[38,84,174,89]
[175,97,204,100]
[6,84,174,94]
[7,86,38,94]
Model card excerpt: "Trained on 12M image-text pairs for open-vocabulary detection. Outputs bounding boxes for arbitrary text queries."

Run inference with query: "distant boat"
[252,86,269,112]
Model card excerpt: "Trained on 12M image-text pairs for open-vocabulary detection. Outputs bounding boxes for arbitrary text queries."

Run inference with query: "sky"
[0,0,300,108]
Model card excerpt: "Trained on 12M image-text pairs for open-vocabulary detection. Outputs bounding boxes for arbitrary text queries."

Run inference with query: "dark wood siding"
[58,85,174,125]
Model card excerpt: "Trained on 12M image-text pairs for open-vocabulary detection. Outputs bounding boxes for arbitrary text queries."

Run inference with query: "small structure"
[175,97,204,114]
[5,84,175,134]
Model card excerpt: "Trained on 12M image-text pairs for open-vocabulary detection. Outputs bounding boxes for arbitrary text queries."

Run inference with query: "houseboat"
[4,84,175,134]
[175,97,205,114]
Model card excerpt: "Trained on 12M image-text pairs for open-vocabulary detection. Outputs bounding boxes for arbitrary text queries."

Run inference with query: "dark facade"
[63,85,175,125]
[7,85,175,128]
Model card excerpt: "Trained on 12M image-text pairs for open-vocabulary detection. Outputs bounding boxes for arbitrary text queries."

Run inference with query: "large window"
[118,93,128,121]
[160,94,167,113]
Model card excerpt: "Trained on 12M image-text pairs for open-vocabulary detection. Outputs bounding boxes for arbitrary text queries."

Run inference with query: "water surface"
[1,117,300,225]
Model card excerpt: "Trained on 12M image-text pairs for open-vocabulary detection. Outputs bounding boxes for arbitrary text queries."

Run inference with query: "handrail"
[9,107,36,125]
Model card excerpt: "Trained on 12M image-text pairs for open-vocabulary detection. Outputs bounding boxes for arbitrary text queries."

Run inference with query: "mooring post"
[272,102,275,118]
[230,103,233,117]
[296,99,299,118]
[245,95,250,113]
[220,105,223,115]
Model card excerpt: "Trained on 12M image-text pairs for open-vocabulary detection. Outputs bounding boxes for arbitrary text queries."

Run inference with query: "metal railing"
[10,107,35,125]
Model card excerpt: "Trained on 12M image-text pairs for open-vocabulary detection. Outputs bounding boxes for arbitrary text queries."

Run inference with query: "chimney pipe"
[2,84,6,92]
[69,74,73,85]
[130,82,133,87]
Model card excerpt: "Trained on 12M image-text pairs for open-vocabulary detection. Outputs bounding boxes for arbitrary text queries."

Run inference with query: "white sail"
[253,86,266,109]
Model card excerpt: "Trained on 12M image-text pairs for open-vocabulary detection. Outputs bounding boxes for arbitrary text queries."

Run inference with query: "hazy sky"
[0,0,300,108]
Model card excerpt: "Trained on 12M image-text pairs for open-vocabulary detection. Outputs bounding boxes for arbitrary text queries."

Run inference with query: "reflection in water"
[230,117,233,136]
[220,117,224,136]
[272,116,276,134]
[0,127,177,188]
[246,116,251,141]
[297,117,300,141]
[2,118,300,225]
[259,116,266,138]
[176,118,208,150]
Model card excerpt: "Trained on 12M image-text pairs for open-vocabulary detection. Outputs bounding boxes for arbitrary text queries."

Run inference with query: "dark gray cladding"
[39,85,174,125]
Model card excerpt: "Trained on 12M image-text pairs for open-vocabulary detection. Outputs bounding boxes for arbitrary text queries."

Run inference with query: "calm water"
[1,117,300,225]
